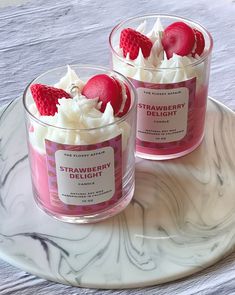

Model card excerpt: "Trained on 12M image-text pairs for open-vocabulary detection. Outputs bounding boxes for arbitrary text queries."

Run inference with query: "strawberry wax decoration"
[192,28,205,57]
[162,21,205,59]
[120,28,153,60]
[161,21,196,59]
[30,84,71,116]
[82,74,131,117]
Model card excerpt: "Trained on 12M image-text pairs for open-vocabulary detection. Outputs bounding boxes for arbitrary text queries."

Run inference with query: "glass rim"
[109,13,213,71]
[23,64,137,131]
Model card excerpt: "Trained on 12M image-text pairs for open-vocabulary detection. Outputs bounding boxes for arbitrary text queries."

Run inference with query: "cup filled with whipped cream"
[109,14,213,160]
[23,65,137,223]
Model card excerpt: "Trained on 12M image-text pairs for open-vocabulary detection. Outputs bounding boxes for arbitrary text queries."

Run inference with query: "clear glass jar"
[23,65,137,223]
[109,14,213,160]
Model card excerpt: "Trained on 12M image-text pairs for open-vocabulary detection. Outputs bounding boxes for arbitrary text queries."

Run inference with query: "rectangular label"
[137,87,189,143]
[45,135,122,206]
[55,148,115,205]
[130,77,196,146]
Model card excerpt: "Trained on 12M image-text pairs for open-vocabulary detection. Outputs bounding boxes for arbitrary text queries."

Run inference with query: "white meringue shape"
[146,18,164,43]
[136,20,147,34]
[54,65,85,94]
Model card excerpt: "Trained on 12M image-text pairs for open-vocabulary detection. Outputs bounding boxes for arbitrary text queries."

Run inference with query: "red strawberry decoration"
[120,28,153,60]
[30,84,71,116]
[162,22,195,59]
[82,74,122,115]
[192,28,205,57]
[82,74,131,117]
[162,22,205,59]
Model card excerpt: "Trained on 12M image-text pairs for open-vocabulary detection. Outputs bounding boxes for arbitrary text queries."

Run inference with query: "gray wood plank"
[0,0,235,294]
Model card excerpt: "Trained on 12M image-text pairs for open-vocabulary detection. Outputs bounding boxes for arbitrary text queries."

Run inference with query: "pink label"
[45,135,122,207]
[130,78,196,147]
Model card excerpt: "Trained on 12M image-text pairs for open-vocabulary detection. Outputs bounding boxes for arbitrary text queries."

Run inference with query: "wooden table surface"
[0,0,235,294]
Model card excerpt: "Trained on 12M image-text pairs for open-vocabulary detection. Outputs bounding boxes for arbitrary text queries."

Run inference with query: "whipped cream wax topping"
[113,18,206,86]
[54,65,85,93]
[29,67,130,153]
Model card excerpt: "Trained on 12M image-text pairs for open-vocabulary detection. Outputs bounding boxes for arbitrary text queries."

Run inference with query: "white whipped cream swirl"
[113,18,207,88]
[29,67,130,153]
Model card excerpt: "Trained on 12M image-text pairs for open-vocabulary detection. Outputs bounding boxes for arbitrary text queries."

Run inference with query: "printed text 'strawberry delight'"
[110,15,213,160]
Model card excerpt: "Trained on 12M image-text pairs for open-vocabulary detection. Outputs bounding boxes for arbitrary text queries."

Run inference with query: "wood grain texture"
[0,0,235,294]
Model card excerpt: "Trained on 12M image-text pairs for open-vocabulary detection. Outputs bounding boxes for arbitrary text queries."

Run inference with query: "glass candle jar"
[109,14,213,160]
[23,65,137,223]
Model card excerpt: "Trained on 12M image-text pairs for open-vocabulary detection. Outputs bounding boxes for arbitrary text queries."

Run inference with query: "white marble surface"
[1,97,235,292]
[0,0,235,294]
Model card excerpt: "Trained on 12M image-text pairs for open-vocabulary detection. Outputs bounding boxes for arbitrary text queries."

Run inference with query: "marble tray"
[0,97,235,289]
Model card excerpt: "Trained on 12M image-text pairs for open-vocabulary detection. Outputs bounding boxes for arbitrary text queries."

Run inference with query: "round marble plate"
[0,97,235,289]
